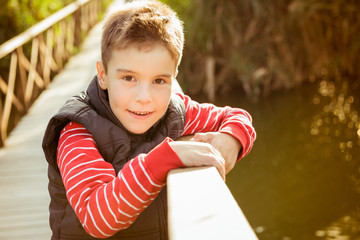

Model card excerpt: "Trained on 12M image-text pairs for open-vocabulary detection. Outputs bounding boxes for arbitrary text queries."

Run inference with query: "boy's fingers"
[169,141,225,181]
[214,150,225,165]
[215,160,226,181]
[211,150,226,181]
[201,142,225,179]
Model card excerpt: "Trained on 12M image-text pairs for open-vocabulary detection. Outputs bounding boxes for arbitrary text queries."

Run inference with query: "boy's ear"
[174,69,179,79]
[96,61,107,90]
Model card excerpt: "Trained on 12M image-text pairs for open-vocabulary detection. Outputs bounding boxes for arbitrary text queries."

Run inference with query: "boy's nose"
[135,83,152,104]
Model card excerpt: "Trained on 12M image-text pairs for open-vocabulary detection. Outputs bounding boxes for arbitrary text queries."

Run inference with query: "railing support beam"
[167,166,258,240]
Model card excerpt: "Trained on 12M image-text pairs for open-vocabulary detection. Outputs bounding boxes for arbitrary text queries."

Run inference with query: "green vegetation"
[0,0,74,44]
[4,0,358,101]
[163,0,360,101]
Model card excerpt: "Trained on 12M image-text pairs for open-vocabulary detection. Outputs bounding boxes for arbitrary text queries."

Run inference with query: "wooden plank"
[45,28,59,72]
[1,52,17,143]
[16,46,28,100]
[65,17,75,58]
[0,76,24,113]
[24,37,40,106]
[54,23,65,69]
[167,166,258,240]
[17,44,45,92]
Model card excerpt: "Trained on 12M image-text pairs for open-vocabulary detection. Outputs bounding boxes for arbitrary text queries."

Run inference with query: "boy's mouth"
[128,110,152,116]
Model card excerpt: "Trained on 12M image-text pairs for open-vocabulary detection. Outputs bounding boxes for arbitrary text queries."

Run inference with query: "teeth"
[131,111,150,115]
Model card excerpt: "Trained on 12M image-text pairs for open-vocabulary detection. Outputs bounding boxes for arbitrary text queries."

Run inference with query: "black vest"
[42,76,185,240]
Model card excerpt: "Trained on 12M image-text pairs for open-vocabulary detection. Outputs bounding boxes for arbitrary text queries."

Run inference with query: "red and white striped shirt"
[57,93,256,238]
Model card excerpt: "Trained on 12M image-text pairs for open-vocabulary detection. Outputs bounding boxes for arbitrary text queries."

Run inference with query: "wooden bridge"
[0,0,257,239]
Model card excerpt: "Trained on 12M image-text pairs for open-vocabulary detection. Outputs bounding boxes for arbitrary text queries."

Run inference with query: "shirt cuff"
[145,137,185,183]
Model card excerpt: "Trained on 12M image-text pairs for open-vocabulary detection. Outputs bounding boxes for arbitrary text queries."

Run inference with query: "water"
[202,76,360,239]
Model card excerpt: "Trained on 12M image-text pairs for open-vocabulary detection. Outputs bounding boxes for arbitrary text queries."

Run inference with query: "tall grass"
[165,0,360,101]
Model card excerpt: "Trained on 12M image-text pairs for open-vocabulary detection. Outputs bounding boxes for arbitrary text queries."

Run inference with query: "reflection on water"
[309,74,360,240]
[208,74,360,240]
[311,75,360,165]
[315,212,360,240]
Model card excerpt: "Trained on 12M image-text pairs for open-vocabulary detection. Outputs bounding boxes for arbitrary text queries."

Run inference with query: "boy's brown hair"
[101,0,184,73]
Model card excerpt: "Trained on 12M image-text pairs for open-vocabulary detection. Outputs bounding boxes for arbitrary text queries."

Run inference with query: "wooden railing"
[167,166,258,240]
[0,0,110,147]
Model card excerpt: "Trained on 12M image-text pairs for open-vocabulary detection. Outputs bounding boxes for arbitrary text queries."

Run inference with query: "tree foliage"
[1,0,74,44]
[163,0,360,101]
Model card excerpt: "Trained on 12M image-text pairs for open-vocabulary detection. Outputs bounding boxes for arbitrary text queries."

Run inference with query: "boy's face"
[97,43,177,134]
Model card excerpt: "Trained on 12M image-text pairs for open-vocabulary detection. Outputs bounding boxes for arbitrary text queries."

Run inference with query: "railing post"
[0,52,18,145]
[167,166,258,240]
[74,8,82,48]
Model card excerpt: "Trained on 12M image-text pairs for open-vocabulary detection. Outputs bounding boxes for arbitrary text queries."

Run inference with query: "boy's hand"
[169,141,226,181]
[191,132,242,174]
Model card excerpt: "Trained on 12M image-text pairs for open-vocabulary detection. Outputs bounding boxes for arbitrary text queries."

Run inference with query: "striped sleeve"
[57,121,184,238]
[177,93,256,159]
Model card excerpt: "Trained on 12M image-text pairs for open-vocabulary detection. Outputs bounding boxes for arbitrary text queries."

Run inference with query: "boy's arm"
[57,122,184,238]
[177,93,256,172]
[58,121,226,238]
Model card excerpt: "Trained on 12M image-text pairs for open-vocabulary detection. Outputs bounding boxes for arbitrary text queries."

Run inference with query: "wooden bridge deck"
[0,18,103,239]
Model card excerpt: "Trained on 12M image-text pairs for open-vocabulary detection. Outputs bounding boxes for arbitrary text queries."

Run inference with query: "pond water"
[198,76,360,239]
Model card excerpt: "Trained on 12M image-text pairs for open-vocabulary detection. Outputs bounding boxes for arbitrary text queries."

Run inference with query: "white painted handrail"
[167,166,258,240]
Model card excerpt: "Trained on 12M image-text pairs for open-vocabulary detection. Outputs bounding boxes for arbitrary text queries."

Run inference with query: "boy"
[42,0,256,239]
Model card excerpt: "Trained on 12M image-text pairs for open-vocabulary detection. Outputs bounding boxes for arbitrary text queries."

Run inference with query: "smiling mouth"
[129,110,152,116]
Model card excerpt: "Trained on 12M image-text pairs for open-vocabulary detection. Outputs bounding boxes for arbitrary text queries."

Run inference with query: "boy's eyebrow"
[116,68,136,74]
[155,73,172,78]
[116,68,172,78]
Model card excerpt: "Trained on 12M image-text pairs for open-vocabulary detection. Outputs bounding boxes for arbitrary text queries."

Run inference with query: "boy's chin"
[126,125,151,135]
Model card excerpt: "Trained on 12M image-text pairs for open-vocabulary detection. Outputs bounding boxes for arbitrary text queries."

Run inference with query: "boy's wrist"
[219,126,248,159]
[144,137,184,183]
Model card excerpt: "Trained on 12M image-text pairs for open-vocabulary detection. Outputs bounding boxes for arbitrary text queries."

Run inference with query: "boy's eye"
[154,78,165,84]
[123,76,135,82]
